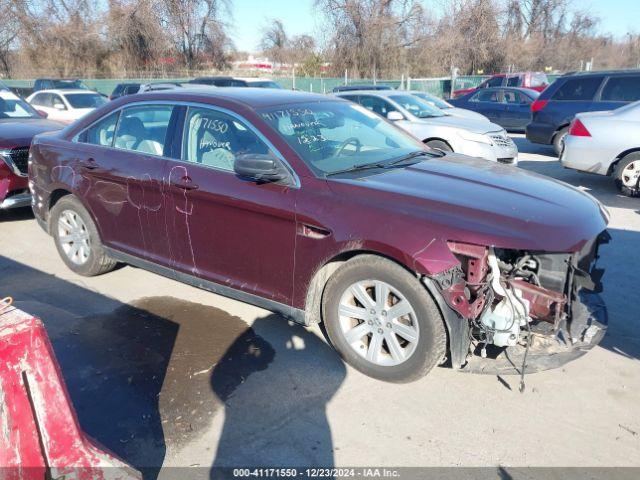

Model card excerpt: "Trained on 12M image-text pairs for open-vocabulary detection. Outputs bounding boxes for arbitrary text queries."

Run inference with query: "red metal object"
[0,305,142,480]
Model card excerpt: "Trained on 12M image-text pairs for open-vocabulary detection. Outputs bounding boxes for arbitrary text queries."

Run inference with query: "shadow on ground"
[0,255,347,479]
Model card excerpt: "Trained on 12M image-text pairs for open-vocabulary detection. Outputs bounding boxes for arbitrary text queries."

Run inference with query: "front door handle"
[170,176,199,190]
[79,158,99,170]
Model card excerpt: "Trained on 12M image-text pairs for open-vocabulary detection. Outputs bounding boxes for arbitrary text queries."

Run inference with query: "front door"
[162,105,297,304]
[73,104,178,263]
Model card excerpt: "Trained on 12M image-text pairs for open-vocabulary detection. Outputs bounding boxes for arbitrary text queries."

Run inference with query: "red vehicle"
[29,88,608,383]
[453,72,549,99]
[0,91,63,211]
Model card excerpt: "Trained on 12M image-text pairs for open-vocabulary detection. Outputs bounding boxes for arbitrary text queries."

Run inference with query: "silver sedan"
[561,101,640,197]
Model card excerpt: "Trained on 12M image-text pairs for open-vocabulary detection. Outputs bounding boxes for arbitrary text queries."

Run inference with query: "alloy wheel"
[338,280,419,366]
[621,161,640,188]
[57,209,91,265]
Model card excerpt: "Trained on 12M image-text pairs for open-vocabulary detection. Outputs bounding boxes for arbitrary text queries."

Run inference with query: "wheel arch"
[304,249,455,366]
[608,148,640,175]
[423,137,453,151]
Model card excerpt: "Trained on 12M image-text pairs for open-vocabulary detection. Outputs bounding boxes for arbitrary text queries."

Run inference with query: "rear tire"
[50,195,117,276]
[425,139,453,153]
[553,127,569,156]
[614,154,640,197]
[322,255,446,383]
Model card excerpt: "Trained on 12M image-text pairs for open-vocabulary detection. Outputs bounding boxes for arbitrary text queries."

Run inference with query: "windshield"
[412,92,452,110]
[259,101,425,176]
[53,80,89,90]
[65,93,107,109]
[389,95,445,118]
[0,92,39,119]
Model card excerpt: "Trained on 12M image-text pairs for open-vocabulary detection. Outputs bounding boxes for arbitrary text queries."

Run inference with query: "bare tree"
[160,0,233,69]
[260,18,288,66]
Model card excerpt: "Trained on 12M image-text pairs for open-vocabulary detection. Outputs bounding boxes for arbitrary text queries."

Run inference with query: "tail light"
[531,99,548,112]
[568,118,591,137]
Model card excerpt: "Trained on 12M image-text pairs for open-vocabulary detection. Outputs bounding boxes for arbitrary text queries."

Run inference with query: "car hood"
[413,115,502,134]
[328,154,607,252]
[445,108,490,122]
[0,118,64,148]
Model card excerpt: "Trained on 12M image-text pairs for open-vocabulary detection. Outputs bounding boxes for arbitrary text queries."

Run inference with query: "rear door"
[74,104,178,263]
[597,75,640,110]
[162,104,297,304]
[501,89,533,130]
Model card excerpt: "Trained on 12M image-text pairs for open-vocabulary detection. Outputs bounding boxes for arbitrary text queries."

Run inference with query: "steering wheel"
[333,137,362,157]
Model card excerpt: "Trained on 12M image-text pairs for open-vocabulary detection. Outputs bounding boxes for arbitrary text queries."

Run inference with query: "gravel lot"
[1,135,639,476]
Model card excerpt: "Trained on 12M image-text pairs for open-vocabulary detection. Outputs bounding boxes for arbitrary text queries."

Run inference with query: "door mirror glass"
[234,154,288,182]
[386,111,403,121]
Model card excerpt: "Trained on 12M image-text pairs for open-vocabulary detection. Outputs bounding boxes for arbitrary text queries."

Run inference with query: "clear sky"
[229,0,640,53]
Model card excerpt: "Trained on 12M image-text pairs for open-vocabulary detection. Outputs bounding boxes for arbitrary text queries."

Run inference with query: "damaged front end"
[425,231,610,375]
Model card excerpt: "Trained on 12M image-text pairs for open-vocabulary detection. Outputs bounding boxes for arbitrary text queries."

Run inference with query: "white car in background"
[561,101,640,197]
[335,90,518,164]
[26,89,107,124]
[411,91,490,122]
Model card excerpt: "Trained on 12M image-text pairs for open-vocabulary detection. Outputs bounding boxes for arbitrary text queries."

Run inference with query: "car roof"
[333,89,406,98]
[561,69,640,77]
[128,87,340,109]
[33,89,97,95]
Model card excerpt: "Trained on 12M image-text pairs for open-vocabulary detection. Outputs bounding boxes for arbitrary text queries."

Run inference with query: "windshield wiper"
[326,162,389,176]
[388,150,442,165]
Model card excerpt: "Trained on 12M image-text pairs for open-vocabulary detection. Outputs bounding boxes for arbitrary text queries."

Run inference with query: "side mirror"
[234,154,289,183]
[387,111,404,121]
[36,109,48,118]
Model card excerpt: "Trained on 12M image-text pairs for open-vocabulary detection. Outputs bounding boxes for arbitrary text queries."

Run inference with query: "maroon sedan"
[29,88,609,383]
[0,92,62,210]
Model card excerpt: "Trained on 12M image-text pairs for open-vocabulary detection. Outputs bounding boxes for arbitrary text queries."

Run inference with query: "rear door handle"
[170,176,199,190]
[79,158,99,170]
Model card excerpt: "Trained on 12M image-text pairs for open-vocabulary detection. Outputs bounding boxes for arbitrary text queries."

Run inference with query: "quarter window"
[600,76,640,102]
[114,105,173,156]
[553,77,603,101]
[182,107,270,172]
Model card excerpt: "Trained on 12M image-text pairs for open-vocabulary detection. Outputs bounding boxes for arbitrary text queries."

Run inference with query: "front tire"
[614,154,640,197]
[322,255,447,383]
[50,195,117,276]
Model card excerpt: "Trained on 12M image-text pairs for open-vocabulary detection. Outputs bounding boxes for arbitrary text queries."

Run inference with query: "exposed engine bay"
[428,231,610,380]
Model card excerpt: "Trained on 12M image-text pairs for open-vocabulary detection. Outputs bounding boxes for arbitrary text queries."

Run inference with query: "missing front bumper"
[459,289,607,375]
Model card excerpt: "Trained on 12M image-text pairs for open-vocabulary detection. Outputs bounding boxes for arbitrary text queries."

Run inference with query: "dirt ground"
[1,135,638,477]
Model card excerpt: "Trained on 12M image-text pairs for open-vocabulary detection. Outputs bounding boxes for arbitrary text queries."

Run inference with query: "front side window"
[486,77,503,87]
[114,105,173,156]
[600,76,640,102]
[65,93,107,109]
[553,77,603,101]
[182,107,270,171]
[80,111,119,146]
[506,76,520,87]
[357,96,398,117]
[389,94,444,118]
[259,101,425,176]
[52,95,66,110]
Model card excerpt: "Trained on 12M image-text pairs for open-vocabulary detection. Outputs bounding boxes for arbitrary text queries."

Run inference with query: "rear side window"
[600,76,640,102]
[81,111,119,147]
[530,73,548,87]
[31,93,51,107]
[114,105,174,156]
[552,77,603,101]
